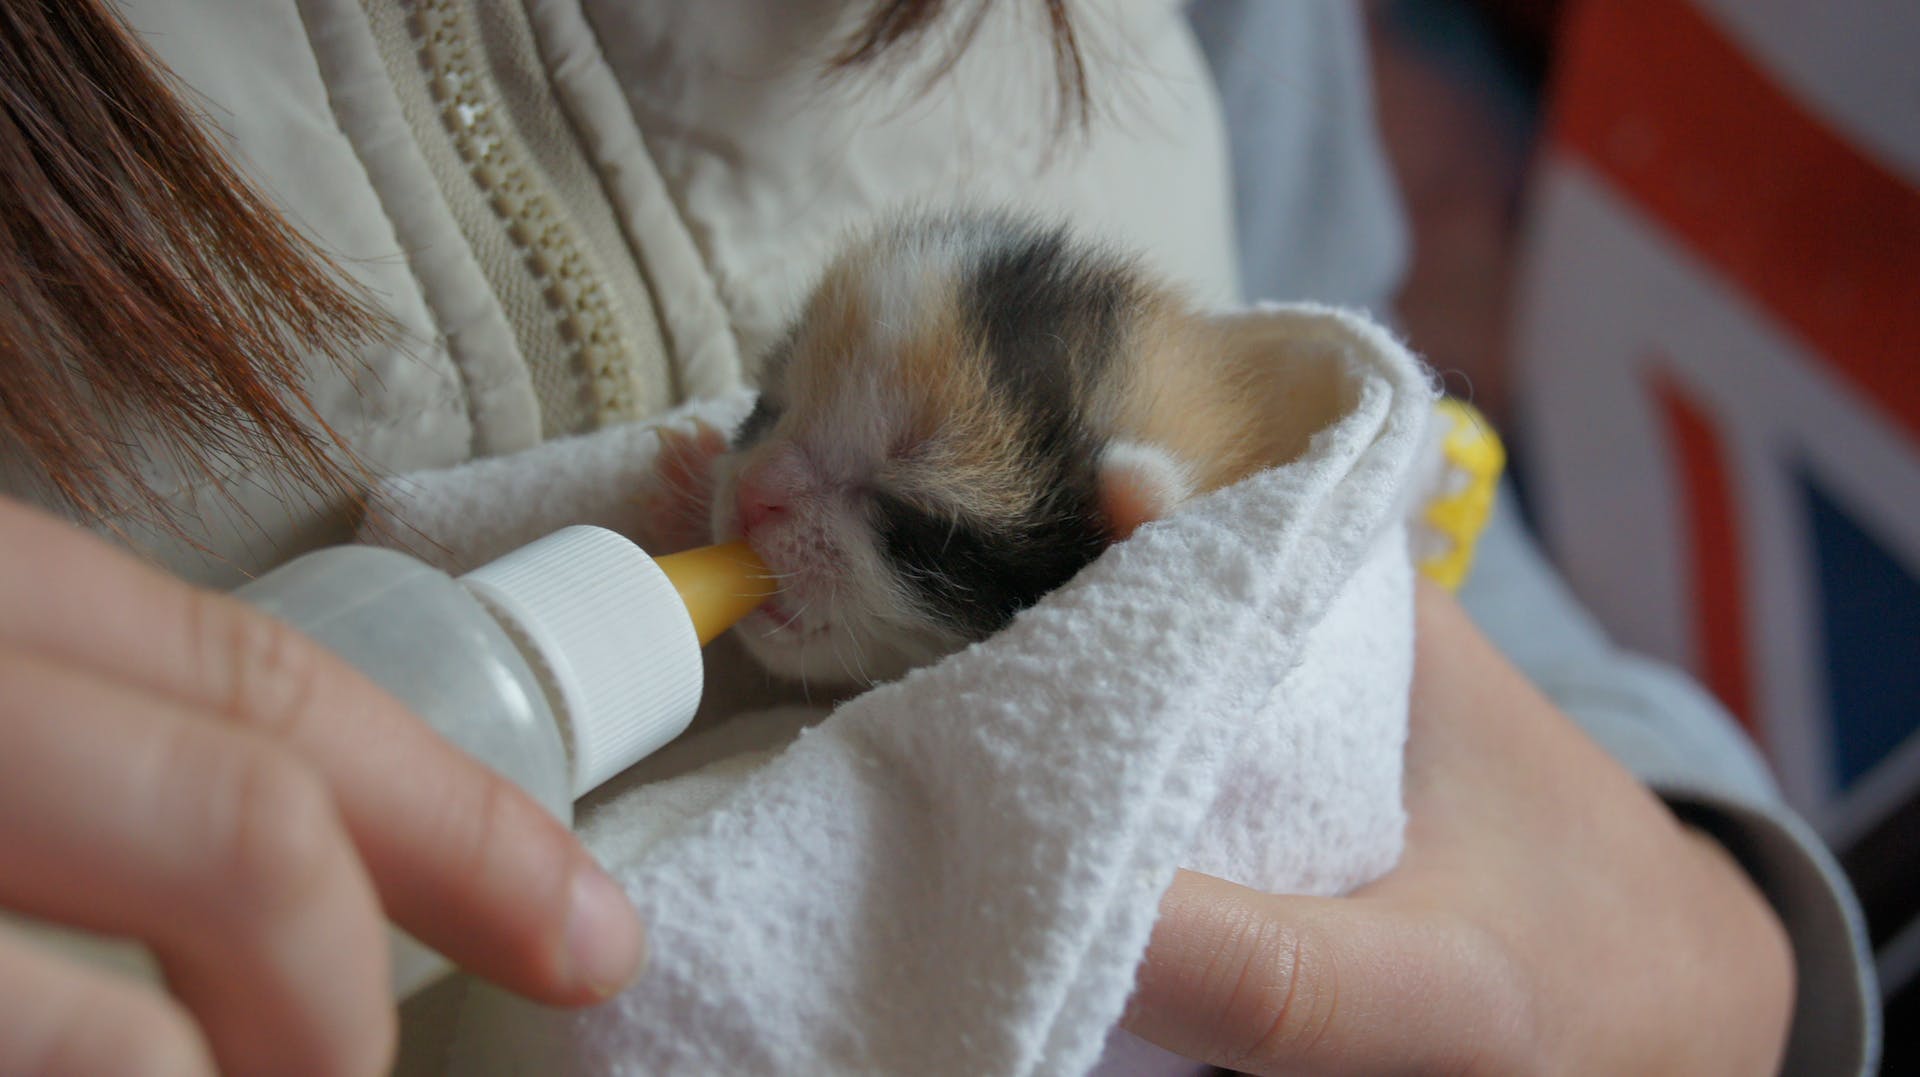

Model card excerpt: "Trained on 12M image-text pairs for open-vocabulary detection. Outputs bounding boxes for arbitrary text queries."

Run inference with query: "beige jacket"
[45,0,1236,587]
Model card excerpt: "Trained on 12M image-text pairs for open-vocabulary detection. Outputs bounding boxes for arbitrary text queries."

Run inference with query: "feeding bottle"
[234,526,772,997]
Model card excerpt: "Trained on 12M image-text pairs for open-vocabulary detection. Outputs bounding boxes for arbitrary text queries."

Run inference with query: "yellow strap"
[1417,399,1506,592]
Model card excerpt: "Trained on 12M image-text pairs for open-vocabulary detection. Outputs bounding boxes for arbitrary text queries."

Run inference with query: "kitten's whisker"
[759,597,812,639]
[828,581,868,687]
[846,621,875,687]
[829,630,855,687]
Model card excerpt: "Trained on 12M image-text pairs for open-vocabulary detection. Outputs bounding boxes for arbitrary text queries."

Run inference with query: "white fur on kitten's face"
[710,394,970,688]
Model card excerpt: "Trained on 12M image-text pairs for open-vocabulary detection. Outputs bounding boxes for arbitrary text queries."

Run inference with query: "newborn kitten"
[652,211,1304,686]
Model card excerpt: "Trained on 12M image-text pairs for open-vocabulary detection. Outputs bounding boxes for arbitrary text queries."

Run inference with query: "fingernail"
[565,865,646,996]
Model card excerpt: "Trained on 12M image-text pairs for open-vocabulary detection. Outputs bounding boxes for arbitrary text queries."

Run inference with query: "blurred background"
[1362,0,1917,1063]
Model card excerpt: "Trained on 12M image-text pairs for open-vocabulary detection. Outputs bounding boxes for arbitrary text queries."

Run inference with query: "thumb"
[1120,870,1533,1075]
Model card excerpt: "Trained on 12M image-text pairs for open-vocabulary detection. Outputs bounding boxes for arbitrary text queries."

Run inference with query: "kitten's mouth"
[745,601,830,642]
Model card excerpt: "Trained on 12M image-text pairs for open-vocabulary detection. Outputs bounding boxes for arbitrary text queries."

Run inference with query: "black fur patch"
[963,220,1133,425]
[873,483,1107,639]
[871,216,1135,638]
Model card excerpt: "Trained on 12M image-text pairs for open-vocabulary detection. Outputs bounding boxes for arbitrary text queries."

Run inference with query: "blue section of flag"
[1802,476,1920,789]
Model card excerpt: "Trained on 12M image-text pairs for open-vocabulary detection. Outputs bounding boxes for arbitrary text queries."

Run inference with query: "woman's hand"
[1123,579,1795,1075]
[0,497,645,1076]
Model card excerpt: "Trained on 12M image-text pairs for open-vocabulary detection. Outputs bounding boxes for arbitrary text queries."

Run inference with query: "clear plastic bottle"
[235,526,768,997]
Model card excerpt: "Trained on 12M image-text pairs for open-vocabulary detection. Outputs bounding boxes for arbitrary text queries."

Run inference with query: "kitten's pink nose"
[734,471,790,538]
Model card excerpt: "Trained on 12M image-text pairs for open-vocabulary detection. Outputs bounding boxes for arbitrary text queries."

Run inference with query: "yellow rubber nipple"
[653,542,778,646]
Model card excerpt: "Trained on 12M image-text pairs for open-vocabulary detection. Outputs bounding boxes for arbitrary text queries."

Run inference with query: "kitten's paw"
[637,420,729,553]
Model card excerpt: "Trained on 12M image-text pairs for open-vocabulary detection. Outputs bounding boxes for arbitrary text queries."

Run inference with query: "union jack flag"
[1511,0,1919,964]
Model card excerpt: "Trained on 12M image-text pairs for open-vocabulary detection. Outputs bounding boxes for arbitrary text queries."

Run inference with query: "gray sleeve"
[1185,0,1410,311]
[1460,489,1880,1075]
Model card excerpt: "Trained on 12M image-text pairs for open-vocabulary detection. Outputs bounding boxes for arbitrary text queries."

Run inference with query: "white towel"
[361,304,1434,1076]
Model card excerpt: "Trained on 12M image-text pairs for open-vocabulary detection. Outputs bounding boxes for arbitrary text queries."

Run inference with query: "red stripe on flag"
[1552,0,1920,439]
[1652,370,1760,740]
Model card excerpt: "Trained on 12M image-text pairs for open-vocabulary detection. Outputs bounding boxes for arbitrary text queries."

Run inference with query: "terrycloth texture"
[360,393,756,574]
[359,304,1434,1076]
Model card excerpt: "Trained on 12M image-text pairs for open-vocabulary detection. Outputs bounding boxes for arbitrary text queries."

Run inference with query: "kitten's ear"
[1096,441,1194,542]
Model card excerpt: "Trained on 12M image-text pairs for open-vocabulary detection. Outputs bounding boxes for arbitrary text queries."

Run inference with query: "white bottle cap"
[459,527,702,796]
